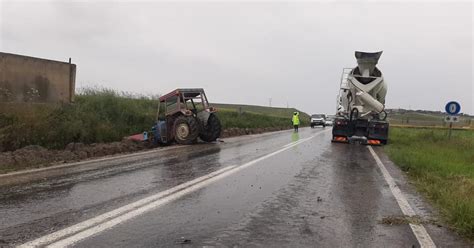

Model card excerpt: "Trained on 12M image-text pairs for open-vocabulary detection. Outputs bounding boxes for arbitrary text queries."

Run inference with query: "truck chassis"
[332,117,388,145]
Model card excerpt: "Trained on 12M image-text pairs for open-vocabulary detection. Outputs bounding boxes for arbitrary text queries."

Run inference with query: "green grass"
[0,88,308,151]
[389,112,444,122]
[387,111,472,128]
[216,109,294,129]
[214,103,310,120]
[385,127,474,239]
[215,103,309,128]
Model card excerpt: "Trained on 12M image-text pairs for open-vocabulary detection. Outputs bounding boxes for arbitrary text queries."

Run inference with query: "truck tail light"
[333,136,348,142]
[367,139,381,145]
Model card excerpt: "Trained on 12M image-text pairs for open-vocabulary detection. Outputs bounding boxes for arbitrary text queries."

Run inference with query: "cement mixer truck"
[332,51,389,145]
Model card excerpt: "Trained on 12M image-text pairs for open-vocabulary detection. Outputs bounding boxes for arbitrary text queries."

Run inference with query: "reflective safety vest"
[292,114,300,125]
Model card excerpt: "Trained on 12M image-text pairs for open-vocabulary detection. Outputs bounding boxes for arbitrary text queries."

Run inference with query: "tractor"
[152,88,221,145]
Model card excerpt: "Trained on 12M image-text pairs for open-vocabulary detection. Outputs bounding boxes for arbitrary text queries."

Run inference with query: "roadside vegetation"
[216,104,309,130]
[385,127,474,239]
[214,103,309,120]
[387,110,472,128]
[0,88,308,152]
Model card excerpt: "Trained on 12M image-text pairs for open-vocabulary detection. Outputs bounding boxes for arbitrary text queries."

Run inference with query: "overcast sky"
[1,1,472,114]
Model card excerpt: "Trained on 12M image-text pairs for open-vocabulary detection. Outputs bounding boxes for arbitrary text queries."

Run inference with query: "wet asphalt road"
[0,128,469,247]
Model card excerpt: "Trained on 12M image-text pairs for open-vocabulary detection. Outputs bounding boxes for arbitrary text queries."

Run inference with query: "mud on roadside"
[0,140,149,174]
[0,127,291,174]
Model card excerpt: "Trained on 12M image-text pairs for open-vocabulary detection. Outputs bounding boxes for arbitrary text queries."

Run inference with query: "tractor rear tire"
[199,113,221,142]
[174,116,200,145]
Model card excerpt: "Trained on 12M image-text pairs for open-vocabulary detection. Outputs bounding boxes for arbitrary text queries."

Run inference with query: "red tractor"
[152,88,221,145]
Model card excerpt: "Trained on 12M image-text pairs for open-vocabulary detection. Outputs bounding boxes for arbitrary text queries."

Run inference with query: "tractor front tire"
[174,116,200,145]
[199,113,222,142]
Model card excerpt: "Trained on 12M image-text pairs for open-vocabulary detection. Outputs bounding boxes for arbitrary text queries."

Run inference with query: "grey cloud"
[1,1,472,114]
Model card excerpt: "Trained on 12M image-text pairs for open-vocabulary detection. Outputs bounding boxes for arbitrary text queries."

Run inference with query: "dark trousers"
[294,125,299,132]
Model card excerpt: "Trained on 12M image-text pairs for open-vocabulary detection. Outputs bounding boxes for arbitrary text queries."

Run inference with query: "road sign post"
[444,115,460,139]
[448,122,453,139]
[444,101,461,139]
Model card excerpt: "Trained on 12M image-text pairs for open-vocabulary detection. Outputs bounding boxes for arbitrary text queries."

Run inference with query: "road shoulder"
[371,147,471,247]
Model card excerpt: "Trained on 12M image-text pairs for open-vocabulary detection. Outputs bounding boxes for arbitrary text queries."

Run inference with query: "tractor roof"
[159,88,205,102]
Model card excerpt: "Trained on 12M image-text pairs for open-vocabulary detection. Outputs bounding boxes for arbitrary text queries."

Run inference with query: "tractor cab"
[159,88,216,117]
[153,88,221,145]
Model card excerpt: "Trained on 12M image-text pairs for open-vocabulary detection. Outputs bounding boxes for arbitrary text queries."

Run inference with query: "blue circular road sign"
[445,101,461,115]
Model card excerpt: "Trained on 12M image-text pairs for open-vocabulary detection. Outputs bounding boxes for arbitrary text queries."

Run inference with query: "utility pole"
[269,98,272,107]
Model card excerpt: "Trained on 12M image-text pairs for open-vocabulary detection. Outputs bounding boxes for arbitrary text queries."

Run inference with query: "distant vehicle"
[325,115,335,126]
[310,114,326,128]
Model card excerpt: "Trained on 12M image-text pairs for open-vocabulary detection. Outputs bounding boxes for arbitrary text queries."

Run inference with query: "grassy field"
[217,109,295,129]
[385,127,474,239]
[387,110,472,128]
[0,89,308,151]
[214,103,309,129]
[214,103,309,119]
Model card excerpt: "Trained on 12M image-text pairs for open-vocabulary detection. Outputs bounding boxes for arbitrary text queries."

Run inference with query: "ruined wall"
[0,52,76,103]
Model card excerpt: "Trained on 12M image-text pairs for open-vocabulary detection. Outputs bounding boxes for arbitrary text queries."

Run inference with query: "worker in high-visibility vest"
[292,112,300,132]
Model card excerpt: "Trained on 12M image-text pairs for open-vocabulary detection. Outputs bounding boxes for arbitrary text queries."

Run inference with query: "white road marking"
[19,130,328,248]
[17,165,236,248]
[368,146,436,248]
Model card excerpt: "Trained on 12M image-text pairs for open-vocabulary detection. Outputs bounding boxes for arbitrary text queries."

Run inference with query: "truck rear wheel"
[199,113,221,142]
[174,116,199,145]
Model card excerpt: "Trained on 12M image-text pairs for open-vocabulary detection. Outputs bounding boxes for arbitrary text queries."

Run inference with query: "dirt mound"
[0,127,290,174]
[0,139,148,174]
